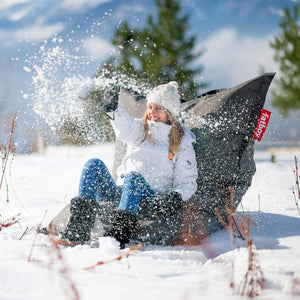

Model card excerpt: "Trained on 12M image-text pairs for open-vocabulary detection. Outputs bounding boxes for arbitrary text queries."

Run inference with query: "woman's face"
[147,103,168,123]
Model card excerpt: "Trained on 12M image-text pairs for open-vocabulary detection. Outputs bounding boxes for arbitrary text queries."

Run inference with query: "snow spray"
[24,37,150,144]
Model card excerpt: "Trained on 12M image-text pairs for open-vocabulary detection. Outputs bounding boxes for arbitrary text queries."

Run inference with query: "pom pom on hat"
[146,81,181,116]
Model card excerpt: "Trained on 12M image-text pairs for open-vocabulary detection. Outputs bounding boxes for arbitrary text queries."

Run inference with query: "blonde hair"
[143,109,184,155]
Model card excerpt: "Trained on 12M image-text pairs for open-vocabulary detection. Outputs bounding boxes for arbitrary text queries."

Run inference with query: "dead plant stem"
[0,112,17,192]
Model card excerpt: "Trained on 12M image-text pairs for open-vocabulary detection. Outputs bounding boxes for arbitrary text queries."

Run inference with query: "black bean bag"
[49,73,275,245]
[177,73,275,244]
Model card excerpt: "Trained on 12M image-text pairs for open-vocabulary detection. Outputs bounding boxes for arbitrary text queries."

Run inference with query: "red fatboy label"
[253,109,271,142]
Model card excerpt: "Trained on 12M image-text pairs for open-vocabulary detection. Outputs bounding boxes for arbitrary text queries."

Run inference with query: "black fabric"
[133,210,183,245]
[101,84,120,112]
[134,73,275,244]
[183,74,276,238]
[104,209,137,249]
[61,197,99,243]
[97,200,118,227]
[138,190,183,219]
[50,73,275,246]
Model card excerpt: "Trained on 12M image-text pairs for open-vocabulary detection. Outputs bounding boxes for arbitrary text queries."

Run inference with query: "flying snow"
[25,38,151,144]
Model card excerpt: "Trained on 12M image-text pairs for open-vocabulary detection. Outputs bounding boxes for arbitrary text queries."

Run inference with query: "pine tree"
[110,22,137,77]
[269,3,300,116]
[61,0,207,145]
[107,0,206,99]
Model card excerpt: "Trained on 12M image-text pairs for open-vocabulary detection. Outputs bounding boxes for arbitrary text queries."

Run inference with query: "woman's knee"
[124,171,143,182]
[84,158,105,170]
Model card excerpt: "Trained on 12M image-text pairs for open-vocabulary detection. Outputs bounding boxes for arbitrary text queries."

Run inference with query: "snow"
[1,144,300,300]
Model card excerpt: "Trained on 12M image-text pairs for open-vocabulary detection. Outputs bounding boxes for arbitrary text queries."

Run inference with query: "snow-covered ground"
[0,144,300,300]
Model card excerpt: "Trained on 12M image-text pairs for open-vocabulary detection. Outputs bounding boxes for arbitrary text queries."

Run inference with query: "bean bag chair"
[49,73,275,245]
[177,73,275,244]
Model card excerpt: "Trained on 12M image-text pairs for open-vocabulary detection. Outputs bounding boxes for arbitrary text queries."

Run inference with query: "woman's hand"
[101,84,120,112]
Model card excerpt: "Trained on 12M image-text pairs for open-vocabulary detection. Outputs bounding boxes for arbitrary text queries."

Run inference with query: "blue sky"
[0,0,295,86]
[0,0,299,150]
[0,0,293,87]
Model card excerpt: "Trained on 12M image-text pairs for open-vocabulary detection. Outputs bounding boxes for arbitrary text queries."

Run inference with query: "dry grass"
[292,156,300,216]
[0,213,20,232]
[238,215,265,297]
[215,186,264,297]
[0,112,17,201]
[29,220,81,300]
[48,235,81,300]
[84,243,142,270]
[215,186,238,290]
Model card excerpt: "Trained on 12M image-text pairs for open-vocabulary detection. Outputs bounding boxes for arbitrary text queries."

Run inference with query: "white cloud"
[113,4,146,21]
[60,0,112,12]
[9,7,32,21]
[0,0,31,10]
[199,28,279,88]
[13,22,65,41]
[83,37,116,59]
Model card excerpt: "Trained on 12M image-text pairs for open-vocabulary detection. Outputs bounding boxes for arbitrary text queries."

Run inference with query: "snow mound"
[0,144,299,300]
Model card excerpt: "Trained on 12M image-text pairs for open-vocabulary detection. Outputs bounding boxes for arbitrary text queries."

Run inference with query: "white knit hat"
[146,81,181,116]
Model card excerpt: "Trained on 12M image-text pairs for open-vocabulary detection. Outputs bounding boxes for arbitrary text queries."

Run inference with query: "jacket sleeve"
[107,105,144,146]
[173,142,198,201]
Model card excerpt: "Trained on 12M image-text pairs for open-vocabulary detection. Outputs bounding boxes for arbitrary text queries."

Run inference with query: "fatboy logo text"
[253,109,271,142]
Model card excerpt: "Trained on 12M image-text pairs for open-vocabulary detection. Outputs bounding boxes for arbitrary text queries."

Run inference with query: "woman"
[61,81,198,248]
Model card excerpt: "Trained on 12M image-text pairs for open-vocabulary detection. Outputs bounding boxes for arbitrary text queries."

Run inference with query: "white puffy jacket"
[109,106,198,201]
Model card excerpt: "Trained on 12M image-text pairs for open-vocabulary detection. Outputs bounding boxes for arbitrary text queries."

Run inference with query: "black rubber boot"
[104,210,137,249]
[61,197,99,243]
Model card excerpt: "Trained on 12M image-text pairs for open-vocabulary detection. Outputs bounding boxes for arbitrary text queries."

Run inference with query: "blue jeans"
[78,158,155,214]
